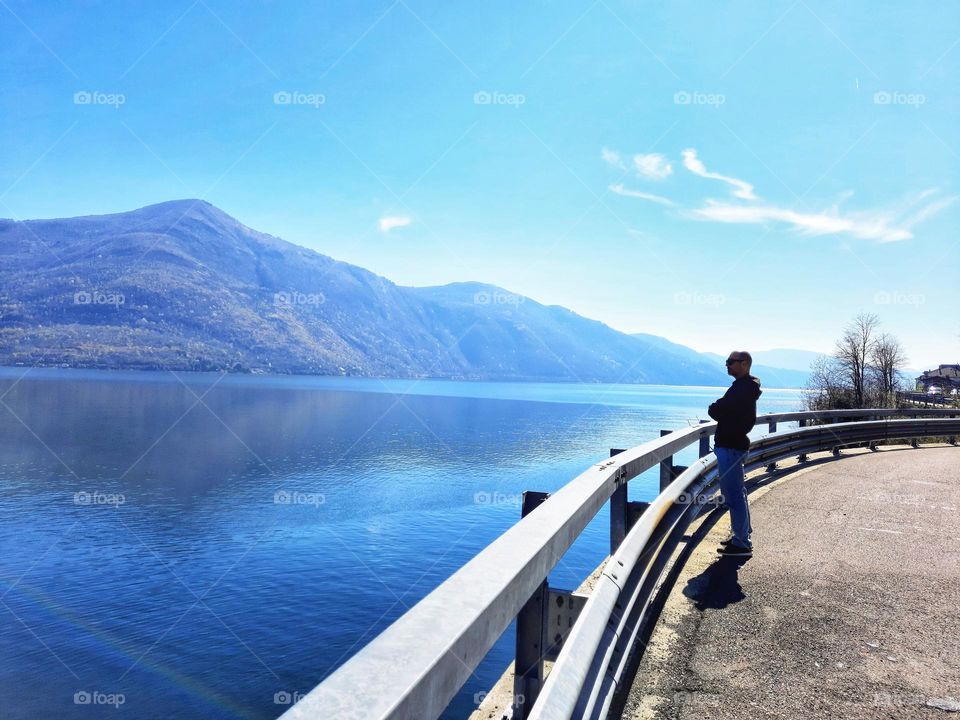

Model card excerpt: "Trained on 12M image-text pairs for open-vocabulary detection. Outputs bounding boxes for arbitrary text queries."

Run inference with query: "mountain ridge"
[0,200,811,387]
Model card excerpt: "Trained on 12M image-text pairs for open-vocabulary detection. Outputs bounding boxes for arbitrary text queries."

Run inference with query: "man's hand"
[708,398,727,421]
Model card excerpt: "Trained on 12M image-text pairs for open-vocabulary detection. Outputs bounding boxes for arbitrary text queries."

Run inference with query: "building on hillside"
[915,364,960,393]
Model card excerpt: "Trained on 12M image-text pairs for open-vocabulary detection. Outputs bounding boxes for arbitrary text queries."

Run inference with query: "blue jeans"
[715,446,752,548]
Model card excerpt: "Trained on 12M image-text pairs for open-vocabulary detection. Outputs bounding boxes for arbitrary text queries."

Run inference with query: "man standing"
[708,351,762,557]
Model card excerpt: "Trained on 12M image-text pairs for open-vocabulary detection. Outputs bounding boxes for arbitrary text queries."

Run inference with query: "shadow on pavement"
[682,555,750,610]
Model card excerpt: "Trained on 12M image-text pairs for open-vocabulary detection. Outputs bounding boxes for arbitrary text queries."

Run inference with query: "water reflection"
[0,368,801,719]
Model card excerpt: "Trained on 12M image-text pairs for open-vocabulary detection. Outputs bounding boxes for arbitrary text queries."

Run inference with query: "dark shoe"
[717,543,752,557]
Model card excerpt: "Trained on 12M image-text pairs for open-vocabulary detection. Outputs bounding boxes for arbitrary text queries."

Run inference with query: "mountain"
[1,200,450,376]
[750,348,825,372]
[0,200,818,386]
[645,338,813,388]
[0,199,745,384]
[406,283,729,384]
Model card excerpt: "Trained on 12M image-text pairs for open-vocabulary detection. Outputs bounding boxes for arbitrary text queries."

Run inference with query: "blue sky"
[1,0,957,369]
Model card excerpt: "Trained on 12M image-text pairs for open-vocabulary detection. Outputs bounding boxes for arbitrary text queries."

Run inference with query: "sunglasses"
[725,358,742,366]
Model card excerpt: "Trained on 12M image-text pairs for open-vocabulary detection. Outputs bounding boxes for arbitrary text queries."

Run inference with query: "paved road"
[621,446,960,720]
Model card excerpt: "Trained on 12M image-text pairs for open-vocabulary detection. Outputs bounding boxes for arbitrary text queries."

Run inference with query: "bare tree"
[870,332,908,405]
[807,314,912,410]
[804,355,855,410]
[834,312,880,408]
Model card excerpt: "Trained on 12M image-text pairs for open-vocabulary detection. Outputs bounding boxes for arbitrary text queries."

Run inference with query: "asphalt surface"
[621,445,960,720]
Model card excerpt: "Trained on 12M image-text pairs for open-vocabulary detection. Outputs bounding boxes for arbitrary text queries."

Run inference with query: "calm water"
[0,368,802,719]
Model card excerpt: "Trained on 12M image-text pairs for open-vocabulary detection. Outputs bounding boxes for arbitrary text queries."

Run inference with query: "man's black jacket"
[708,375,762,451]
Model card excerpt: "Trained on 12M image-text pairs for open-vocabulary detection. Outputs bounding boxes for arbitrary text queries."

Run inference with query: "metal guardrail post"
[513,491,550,719]
[609,448,627,553]
[951,415,957,446]
[698,434,710,458]
[766,421,778,471]
[609,449,649,552]
[543,589,589,662]
[797,418,808,462]
[659,430,673,491]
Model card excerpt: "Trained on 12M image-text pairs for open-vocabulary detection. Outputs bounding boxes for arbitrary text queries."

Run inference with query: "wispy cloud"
[896,189,955,225]
[603,144,954,242]
[608,183,676,206]
[633,153,672,179]
[681,148,757,200]
[601,147,625,170]
[378,215,411,232]
[690,191,957,242]
[603,148,672,179]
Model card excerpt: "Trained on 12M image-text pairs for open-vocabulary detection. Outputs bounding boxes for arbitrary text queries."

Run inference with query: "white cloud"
[608,183,676,206]
[601,147,626,170]
[690,190,957,242]
[904,194,956,227]
[602,143,953,242]
[603,147,672,179]
[633,153,672,179]
[378,215,411,232]
[681,148,757,200]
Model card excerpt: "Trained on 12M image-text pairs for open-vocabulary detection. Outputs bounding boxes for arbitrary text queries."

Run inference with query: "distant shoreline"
[0,365,807,393]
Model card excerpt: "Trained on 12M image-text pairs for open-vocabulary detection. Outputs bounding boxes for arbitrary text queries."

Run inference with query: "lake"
[0,368,803,719]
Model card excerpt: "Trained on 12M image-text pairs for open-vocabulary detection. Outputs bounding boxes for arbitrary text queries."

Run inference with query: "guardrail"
[280,408,959,720]
[897,390,957,407]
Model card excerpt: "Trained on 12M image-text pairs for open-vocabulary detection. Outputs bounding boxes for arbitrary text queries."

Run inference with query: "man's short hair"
[738,351,752,367]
